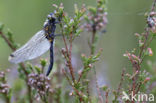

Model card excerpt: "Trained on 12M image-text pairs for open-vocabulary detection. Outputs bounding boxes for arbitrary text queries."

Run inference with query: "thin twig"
[4,93,10,103]
[0,32,16,51]
[94,67,103,103]
[105,90,109,103]
[62,68,84,102]
[117,69,125,95]
[68,33,75,81]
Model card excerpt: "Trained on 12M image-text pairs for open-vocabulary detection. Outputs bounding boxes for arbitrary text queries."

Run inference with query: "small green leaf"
[34,66,41,74]
[40,59,47,68]
[88,7,96,15]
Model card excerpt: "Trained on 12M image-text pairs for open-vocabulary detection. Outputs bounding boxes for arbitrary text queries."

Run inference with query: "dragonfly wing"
[9,30,50,64]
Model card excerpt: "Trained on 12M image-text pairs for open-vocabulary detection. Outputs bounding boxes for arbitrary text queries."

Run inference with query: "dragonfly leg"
[54,34,62,37]
[55,21,60,24]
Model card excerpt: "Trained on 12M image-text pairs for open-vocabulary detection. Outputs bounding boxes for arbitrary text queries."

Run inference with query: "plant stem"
[90,25,96,55]
[0,32,16,51]
[62,69,83,102]
[4,94,10,103]
[90,27,103,102]
[68,33,75,82]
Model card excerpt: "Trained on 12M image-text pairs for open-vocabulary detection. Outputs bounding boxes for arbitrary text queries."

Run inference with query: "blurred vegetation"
[0,0,153,87]
[0,0,156,103]
[0,0,153,86]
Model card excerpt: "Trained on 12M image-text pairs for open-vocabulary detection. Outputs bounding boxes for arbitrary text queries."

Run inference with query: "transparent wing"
[9,30,50,64]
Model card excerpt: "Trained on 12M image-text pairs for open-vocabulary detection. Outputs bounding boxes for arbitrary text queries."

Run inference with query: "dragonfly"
[9,13,59,76]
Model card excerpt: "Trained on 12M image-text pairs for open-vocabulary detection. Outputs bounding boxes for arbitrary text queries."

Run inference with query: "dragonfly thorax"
[44,18,56,42]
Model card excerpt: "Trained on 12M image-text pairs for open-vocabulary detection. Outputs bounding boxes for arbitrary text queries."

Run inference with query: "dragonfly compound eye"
[47,15,52,20]
[47,13,56,21]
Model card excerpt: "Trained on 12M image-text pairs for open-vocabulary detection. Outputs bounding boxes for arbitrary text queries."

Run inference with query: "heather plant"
[0,0,156,103]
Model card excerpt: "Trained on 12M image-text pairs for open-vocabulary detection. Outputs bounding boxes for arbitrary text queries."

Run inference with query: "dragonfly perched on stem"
[9,13,60,76]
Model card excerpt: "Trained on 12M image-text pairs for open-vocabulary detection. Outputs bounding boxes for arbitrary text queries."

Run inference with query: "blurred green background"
[0,0,154,88]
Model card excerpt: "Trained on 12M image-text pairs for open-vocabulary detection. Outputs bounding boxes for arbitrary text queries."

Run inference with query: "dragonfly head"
[47,13,56,22]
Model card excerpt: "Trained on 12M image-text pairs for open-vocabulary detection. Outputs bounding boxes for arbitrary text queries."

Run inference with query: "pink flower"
[148,48,153,56]
[144,77,150,83]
